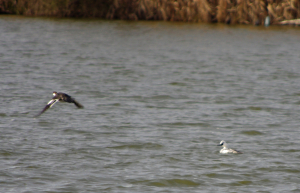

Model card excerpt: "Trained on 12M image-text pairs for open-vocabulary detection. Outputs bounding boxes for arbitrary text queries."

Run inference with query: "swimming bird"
[35,91,83,117]
[217,140,242,154]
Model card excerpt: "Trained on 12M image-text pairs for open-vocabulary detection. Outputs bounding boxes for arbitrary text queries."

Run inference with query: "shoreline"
[1,0,299,26]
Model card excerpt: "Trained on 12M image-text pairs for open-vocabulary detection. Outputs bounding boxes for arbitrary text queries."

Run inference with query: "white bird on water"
[217,140,243,154]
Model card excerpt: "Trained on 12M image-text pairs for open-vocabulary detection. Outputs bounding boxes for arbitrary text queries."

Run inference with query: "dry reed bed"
[0,0,299,25]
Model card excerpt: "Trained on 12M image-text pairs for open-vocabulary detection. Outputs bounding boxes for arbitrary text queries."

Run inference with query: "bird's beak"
[217,144,223,146]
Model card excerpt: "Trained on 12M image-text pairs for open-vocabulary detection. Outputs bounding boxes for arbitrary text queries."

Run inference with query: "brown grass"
[0,0,299,25]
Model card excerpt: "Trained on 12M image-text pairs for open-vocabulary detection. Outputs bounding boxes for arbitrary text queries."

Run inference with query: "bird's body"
[35,91,83,117]
[217,140,242,154]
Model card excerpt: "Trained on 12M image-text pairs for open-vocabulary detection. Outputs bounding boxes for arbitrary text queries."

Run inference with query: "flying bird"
[217,140,243,154]
[35,91,83,117]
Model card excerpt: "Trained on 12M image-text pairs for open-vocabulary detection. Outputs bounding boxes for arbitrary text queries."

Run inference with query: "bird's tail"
[73,99,84,108]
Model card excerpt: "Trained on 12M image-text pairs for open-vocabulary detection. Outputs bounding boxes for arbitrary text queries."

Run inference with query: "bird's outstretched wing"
[35,99,59,117]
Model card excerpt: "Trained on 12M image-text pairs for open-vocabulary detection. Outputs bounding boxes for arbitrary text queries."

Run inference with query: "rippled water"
[1,15,300,192]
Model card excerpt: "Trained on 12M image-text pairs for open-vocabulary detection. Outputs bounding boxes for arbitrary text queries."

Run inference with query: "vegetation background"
[0,0,299,25]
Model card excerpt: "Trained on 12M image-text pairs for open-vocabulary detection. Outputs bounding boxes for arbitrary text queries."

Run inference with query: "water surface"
[1,16,300,192]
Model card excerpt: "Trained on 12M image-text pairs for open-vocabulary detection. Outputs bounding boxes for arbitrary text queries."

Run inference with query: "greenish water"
[1,16,300,192]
